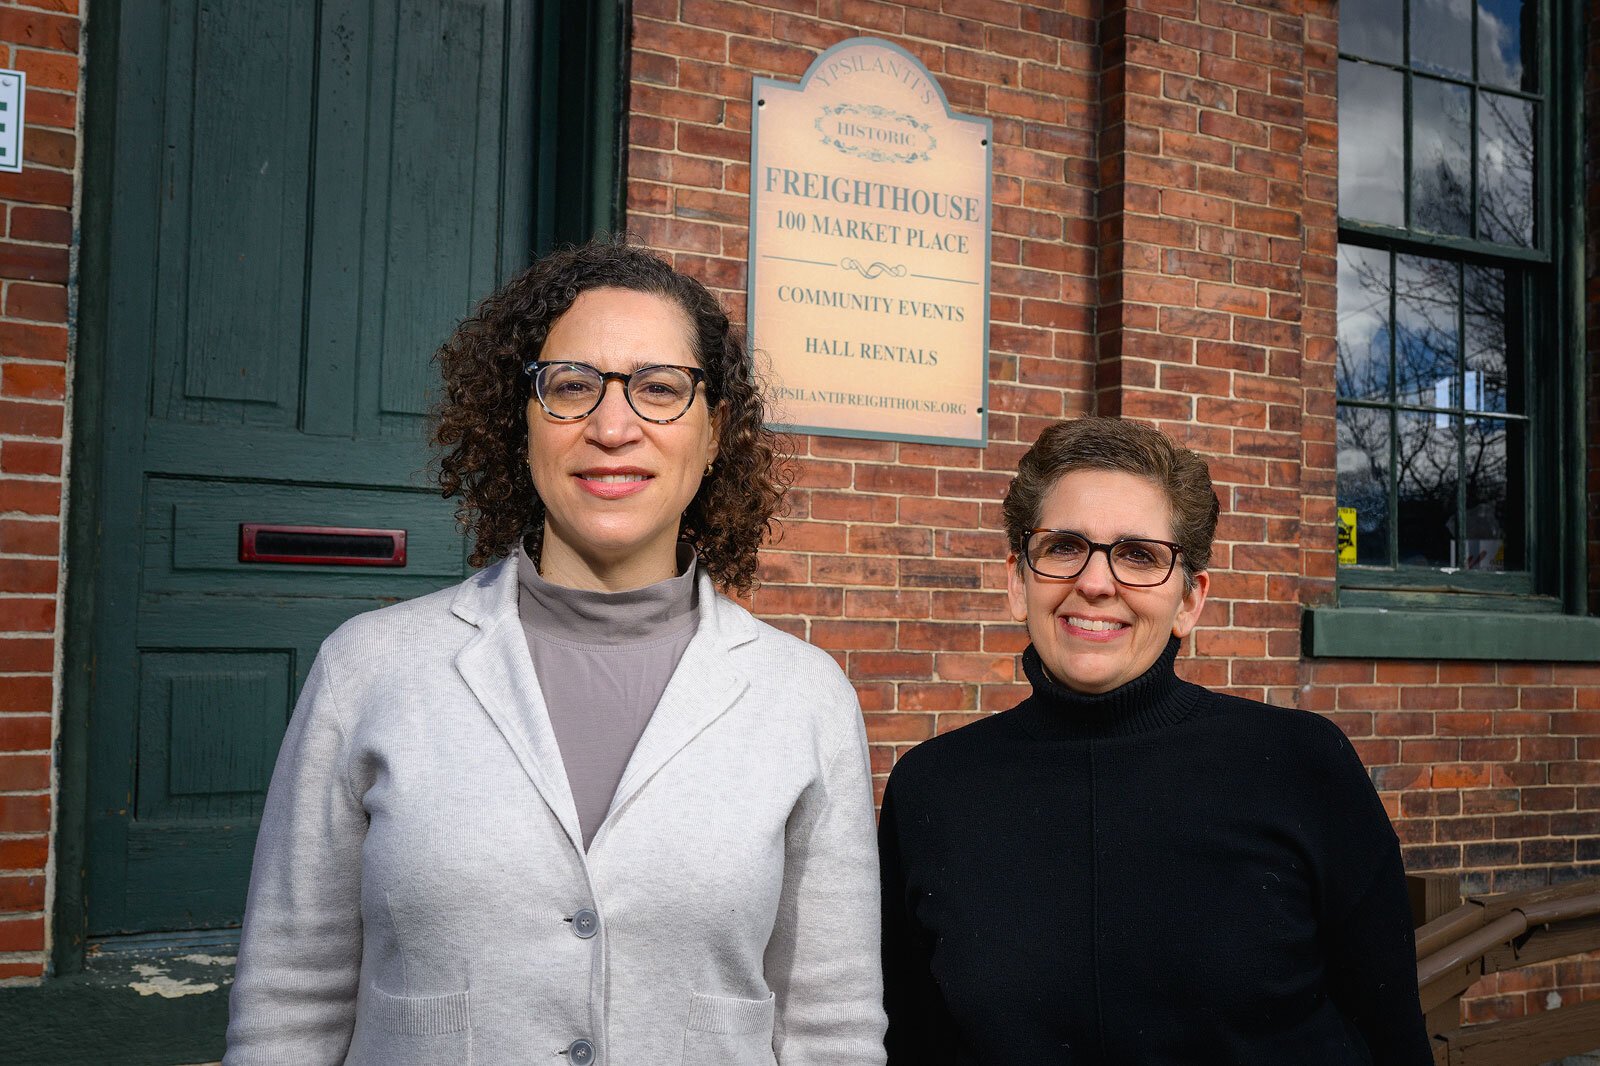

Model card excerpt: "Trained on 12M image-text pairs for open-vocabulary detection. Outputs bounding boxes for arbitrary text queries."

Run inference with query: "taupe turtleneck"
[516,542,699,848]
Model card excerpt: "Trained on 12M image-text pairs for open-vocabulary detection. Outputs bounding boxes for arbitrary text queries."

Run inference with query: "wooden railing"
[1410,874,1600,1065]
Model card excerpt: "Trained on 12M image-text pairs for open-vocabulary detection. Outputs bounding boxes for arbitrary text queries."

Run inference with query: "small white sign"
[0,69,26,174]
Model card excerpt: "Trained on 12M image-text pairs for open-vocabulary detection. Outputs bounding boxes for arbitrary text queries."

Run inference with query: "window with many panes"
[1335,0,1580,609]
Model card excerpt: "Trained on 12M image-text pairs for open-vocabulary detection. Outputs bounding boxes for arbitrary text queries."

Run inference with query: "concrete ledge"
[0,951,229,1066]
[1303,608,1600,662]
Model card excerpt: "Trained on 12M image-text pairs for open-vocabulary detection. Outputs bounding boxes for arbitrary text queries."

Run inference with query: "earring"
[704,459,715,476]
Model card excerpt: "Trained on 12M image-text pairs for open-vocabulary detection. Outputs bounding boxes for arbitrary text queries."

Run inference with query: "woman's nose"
[584,381,644,446]
[1073,548,1119,596]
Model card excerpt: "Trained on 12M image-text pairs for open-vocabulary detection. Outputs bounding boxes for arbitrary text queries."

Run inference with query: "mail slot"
[239,524,407,567]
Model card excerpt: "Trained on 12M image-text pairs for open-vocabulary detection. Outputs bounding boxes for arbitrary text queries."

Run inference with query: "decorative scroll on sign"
[748,38,992,447]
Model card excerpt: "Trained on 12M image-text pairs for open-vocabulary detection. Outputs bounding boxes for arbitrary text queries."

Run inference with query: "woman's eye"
[1117,545,1160,566]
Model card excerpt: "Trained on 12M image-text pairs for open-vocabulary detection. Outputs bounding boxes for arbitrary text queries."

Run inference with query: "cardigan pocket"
[353,981,472,1066]
[680,991,777,1066]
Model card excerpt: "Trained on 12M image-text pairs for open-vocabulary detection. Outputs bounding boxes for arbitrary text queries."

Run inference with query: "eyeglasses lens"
[535,363,697,421]
[537,364,603,418]
[627,366,696,419]
[1026,532,1175,586]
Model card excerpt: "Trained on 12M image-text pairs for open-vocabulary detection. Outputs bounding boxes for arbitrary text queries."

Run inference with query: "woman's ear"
[706,400,723,465]
[1006,553,1029,623]
[1172,569,1209,638]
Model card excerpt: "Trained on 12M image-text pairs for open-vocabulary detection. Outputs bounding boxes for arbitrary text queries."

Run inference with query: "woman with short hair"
[226,240,886,1065]
[879,416,1430,1065]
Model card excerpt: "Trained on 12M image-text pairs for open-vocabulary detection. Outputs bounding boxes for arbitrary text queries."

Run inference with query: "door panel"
[86,0,533,935]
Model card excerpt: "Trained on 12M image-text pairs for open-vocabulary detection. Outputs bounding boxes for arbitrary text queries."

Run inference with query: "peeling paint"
[128,963,219,999]
[177,953,236,968]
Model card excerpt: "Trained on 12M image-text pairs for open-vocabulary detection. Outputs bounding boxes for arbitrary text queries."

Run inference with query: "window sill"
[1302,607,1600,661]
[0,956,228,1065]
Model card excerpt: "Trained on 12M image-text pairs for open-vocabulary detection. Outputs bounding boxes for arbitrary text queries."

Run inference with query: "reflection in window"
[1463,417,1524,570]
[1337,61,1404,228]
[1395,254,1458,401]
[1334,247,1528,571]
[1336,408,1391,566]
[1464,265,1521,415]
[1477,93,1535,246]
[1337,0,1546,580]
[1410,78,1471,237]
[1336,245,1390,402]
[1410,0,1473,79]
[1397,411,1459,568]
[1477,0,1532,92]
[1342,0,1403,64]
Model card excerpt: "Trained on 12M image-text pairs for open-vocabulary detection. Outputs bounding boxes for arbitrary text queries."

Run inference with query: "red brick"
[0,478,60,515]
[0,914,43,952]
[3,281,66,321]
[1,361,64,399]
[863,712,934,742]
[7,206,70,244]
[0,240,68,282]
[898,684,975,713]
[0,793,47,833]
[751,585,842,617]
[0,873,44,912]
[0,440,60,477]
[0,7,79,50]
[24,88,75,131]
[0,836,47,871]
[10,46,75,90]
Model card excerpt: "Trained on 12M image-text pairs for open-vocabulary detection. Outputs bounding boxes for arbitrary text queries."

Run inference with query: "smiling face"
[527,287,719,591]
[1007,469,1209,694]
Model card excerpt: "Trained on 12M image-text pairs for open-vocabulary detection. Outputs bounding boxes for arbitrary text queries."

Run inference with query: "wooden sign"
[748,38,992,447]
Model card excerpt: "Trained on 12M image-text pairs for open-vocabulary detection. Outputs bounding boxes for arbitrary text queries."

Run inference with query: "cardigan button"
[566,1038,595,1064]
[572,908,599,939]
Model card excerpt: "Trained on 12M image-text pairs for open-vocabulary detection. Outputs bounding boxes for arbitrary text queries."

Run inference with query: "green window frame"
[1307,0,1600,659]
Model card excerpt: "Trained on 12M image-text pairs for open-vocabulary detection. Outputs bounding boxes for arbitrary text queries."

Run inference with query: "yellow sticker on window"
[1336,507,1358,564]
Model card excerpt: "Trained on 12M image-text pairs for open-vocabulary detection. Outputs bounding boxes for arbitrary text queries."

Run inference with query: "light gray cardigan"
[224,557,886,1066]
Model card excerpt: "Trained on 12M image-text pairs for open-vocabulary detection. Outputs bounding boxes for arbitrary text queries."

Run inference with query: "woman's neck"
[1018,636,1202,739]
[536,525,682,592]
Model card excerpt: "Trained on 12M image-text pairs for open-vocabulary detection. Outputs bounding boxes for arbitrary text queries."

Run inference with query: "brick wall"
[628,0,1600,1028]
[631,0,1103,778]
[0,0,81,982]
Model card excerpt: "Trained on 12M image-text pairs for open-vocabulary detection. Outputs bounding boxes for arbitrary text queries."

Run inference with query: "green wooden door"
[84,0,536,935]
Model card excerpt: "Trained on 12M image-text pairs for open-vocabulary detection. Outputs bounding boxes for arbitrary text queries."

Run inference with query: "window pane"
[1477,93,1535,247]
[1463,417,1525,570]
[1477,0,1532,91]
[1339,60,1405,227]
[1395,253,1460,407]
[1411,0,1473,78]
[1337,406,1392,565]
[1340,0,1403,64]
[1411,77,1472,237]
[1396,411,1460,568]
[1337,245,1391,401]
[1464,264,1524,414]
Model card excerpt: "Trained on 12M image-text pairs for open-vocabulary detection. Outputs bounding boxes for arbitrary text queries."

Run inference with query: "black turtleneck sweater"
[879,638,1432,1065]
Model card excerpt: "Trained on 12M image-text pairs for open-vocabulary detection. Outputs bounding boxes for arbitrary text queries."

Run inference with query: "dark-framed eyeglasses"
[1019,529,1185,588]
[524,360,708,423]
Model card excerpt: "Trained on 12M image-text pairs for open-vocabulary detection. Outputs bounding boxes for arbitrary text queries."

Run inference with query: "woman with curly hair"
[225,240,887,1066]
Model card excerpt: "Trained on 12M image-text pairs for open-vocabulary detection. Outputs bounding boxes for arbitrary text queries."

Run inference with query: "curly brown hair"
[432,238,788,593]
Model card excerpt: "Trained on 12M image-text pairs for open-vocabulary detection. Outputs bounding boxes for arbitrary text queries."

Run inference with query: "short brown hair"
[432,238,788,593]
[1002,417,1220,582]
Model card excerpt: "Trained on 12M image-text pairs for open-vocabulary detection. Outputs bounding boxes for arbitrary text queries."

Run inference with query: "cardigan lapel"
[603,572,756,828]
[451,558,584,852]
